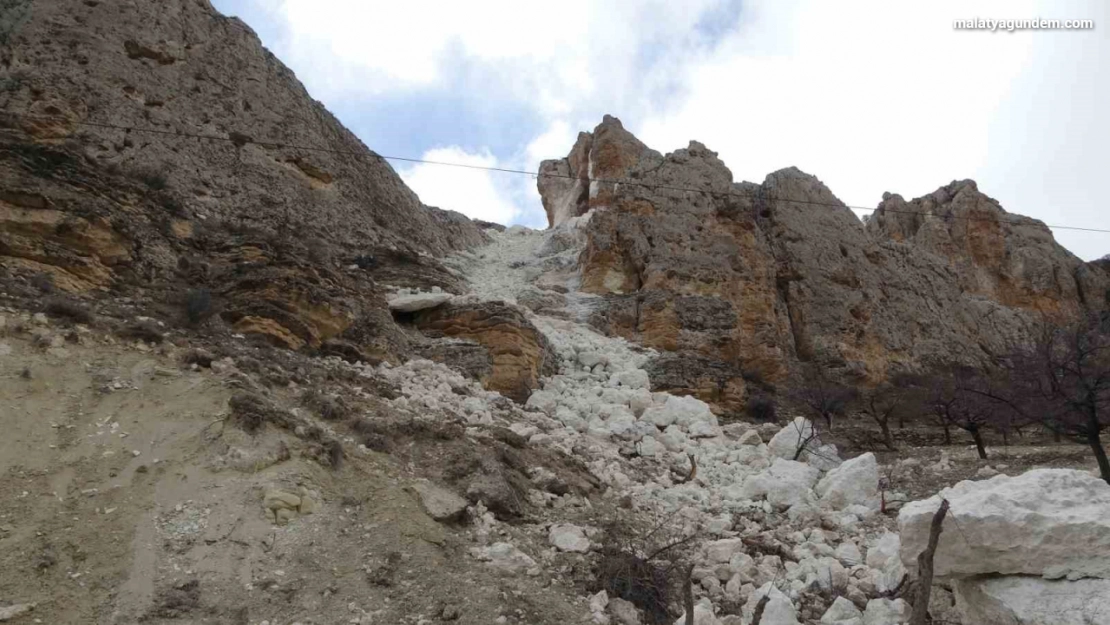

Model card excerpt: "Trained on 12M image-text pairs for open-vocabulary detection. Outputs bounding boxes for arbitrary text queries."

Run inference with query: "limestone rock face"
[1,0,486,360]
[414,302,557,402]
[898,469,1110,580]
[536,116,1108,414]
[953,576,1110,625]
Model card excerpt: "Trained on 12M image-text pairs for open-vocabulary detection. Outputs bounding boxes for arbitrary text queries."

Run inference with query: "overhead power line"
[4,111,1109,235]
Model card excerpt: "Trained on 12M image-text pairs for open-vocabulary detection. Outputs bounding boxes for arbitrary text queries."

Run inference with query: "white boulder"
[674,598,721,625]
[862,598,909,625]
[549,523,591,553]
[953,575,1110,625]
[898,469,1110,579]
[743,583,799,625]
[706,538,746,564]
[387,291,452,312]
[641,395,718,430]
[473,542,537,574]
[820,596,863,625]
[741,458,820,509]
[816,453,880,511]
[767,418,820,460]
[611,369,650,389]
[866,532,907,594]
[408,480,468,522]
[834,542,863,566]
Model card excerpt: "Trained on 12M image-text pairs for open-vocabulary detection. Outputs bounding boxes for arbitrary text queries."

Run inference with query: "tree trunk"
[970,427,988,460]
[1089,430,1110,486]
[942,421,952,445]
[880,419,896,450]
[910,499,950,625]
[684,564,695,625]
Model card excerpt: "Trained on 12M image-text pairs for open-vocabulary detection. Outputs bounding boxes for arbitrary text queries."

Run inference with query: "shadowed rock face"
[538,116,1108,415]
[414,302,557,403]
[0,0,486,358]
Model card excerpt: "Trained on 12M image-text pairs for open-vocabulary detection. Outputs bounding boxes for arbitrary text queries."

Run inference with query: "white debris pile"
[368,358,560,437]
[898,469,1110,624]
[376,223,959,624]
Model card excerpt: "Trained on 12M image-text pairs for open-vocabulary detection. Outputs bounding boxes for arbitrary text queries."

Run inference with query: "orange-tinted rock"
[1,0,487,364]
[539,117,1108,414]
[415,302,556,402]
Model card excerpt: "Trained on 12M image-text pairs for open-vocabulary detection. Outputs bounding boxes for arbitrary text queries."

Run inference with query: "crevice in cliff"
[776,273,811,362]
[1075,267,1089,308]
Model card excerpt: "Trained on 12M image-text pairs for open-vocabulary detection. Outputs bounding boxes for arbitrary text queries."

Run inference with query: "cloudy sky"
[211,0,1108,260]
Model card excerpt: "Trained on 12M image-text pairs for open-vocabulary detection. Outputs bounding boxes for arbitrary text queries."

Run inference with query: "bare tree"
[790,365,857,431]
[858,382,908,450]
[998,314,1110,484]
[921,369,1012,460]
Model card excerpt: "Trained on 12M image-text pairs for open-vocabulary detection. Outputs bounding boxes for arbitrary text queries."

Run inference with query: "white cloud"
[639,0,1038,206]
[523,120,577,171]
[254,0,732,115]
[231,0,1109,258]
[400,147,522,224]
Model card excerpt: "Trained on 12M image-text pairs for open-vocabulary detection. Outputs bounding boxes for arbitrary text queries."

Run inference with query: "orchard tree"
[790,365,857,431]
[984,314,1110,484]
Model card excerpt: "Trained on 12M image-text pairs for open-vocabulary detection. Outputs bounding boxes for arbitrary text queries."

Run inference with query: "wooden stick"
[684,563,695,625]
[910,498,950,625]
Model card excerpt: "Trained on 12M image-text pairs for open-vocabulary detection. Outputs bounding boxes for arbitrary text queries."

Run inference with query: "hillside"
[1,3,1109,625]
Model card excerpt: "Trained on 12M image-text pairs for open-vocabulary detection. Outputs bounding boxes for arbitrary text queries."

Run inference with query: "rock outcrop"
[899,469,1110,625]
[414,301,557,402]
[898,469,1110,580]
[0,0,486,360]
[536,116,1108,414]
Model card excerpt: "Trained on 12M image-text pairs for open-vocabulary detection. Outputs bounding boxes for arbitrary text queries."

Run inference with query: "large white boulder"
[743,583,799,625]
[953,576,1110,625]
[862,598,909,625]
[408,480,468,522]
[767,418,820,460]
[898,469,1110,579]
[673,598,721,625]
[816,453,880,511]
[741,458,820,509]
[866,532,907,594]
[473,542,537,574]
[641,395,718,430]
[387,291,452,312]
[820,596,863,625]
[549,524,591,553]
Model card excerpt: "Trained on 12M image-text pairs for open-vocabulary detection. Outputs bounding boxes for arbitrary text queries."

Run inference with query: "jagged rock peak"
[533,117,1108,416]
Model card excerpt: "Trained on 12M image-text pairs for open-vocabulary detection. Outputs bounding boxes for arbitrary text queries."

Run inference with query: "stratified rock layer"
[0,0,486,359]
[953,576,1110,625]
[898,469,1110,580]
[537,116,1108,414]
[415,301,557,402]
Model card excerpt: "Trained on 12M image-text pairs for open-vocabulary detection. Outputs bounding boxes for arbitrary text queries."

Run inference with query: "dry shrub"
[592,519,699,625]
[300,388,351,421]
[185,288,213,325]
[118,319,164,344]
[746,394,777,422]
[181,348,214,368]
[228,392,290,434]
[44,297,95,325]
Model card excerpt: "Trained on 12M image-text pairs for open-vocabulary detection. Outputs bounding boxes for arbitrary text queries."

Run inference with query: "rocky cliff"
[538,116,1108,414]
[0,0,486,358]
